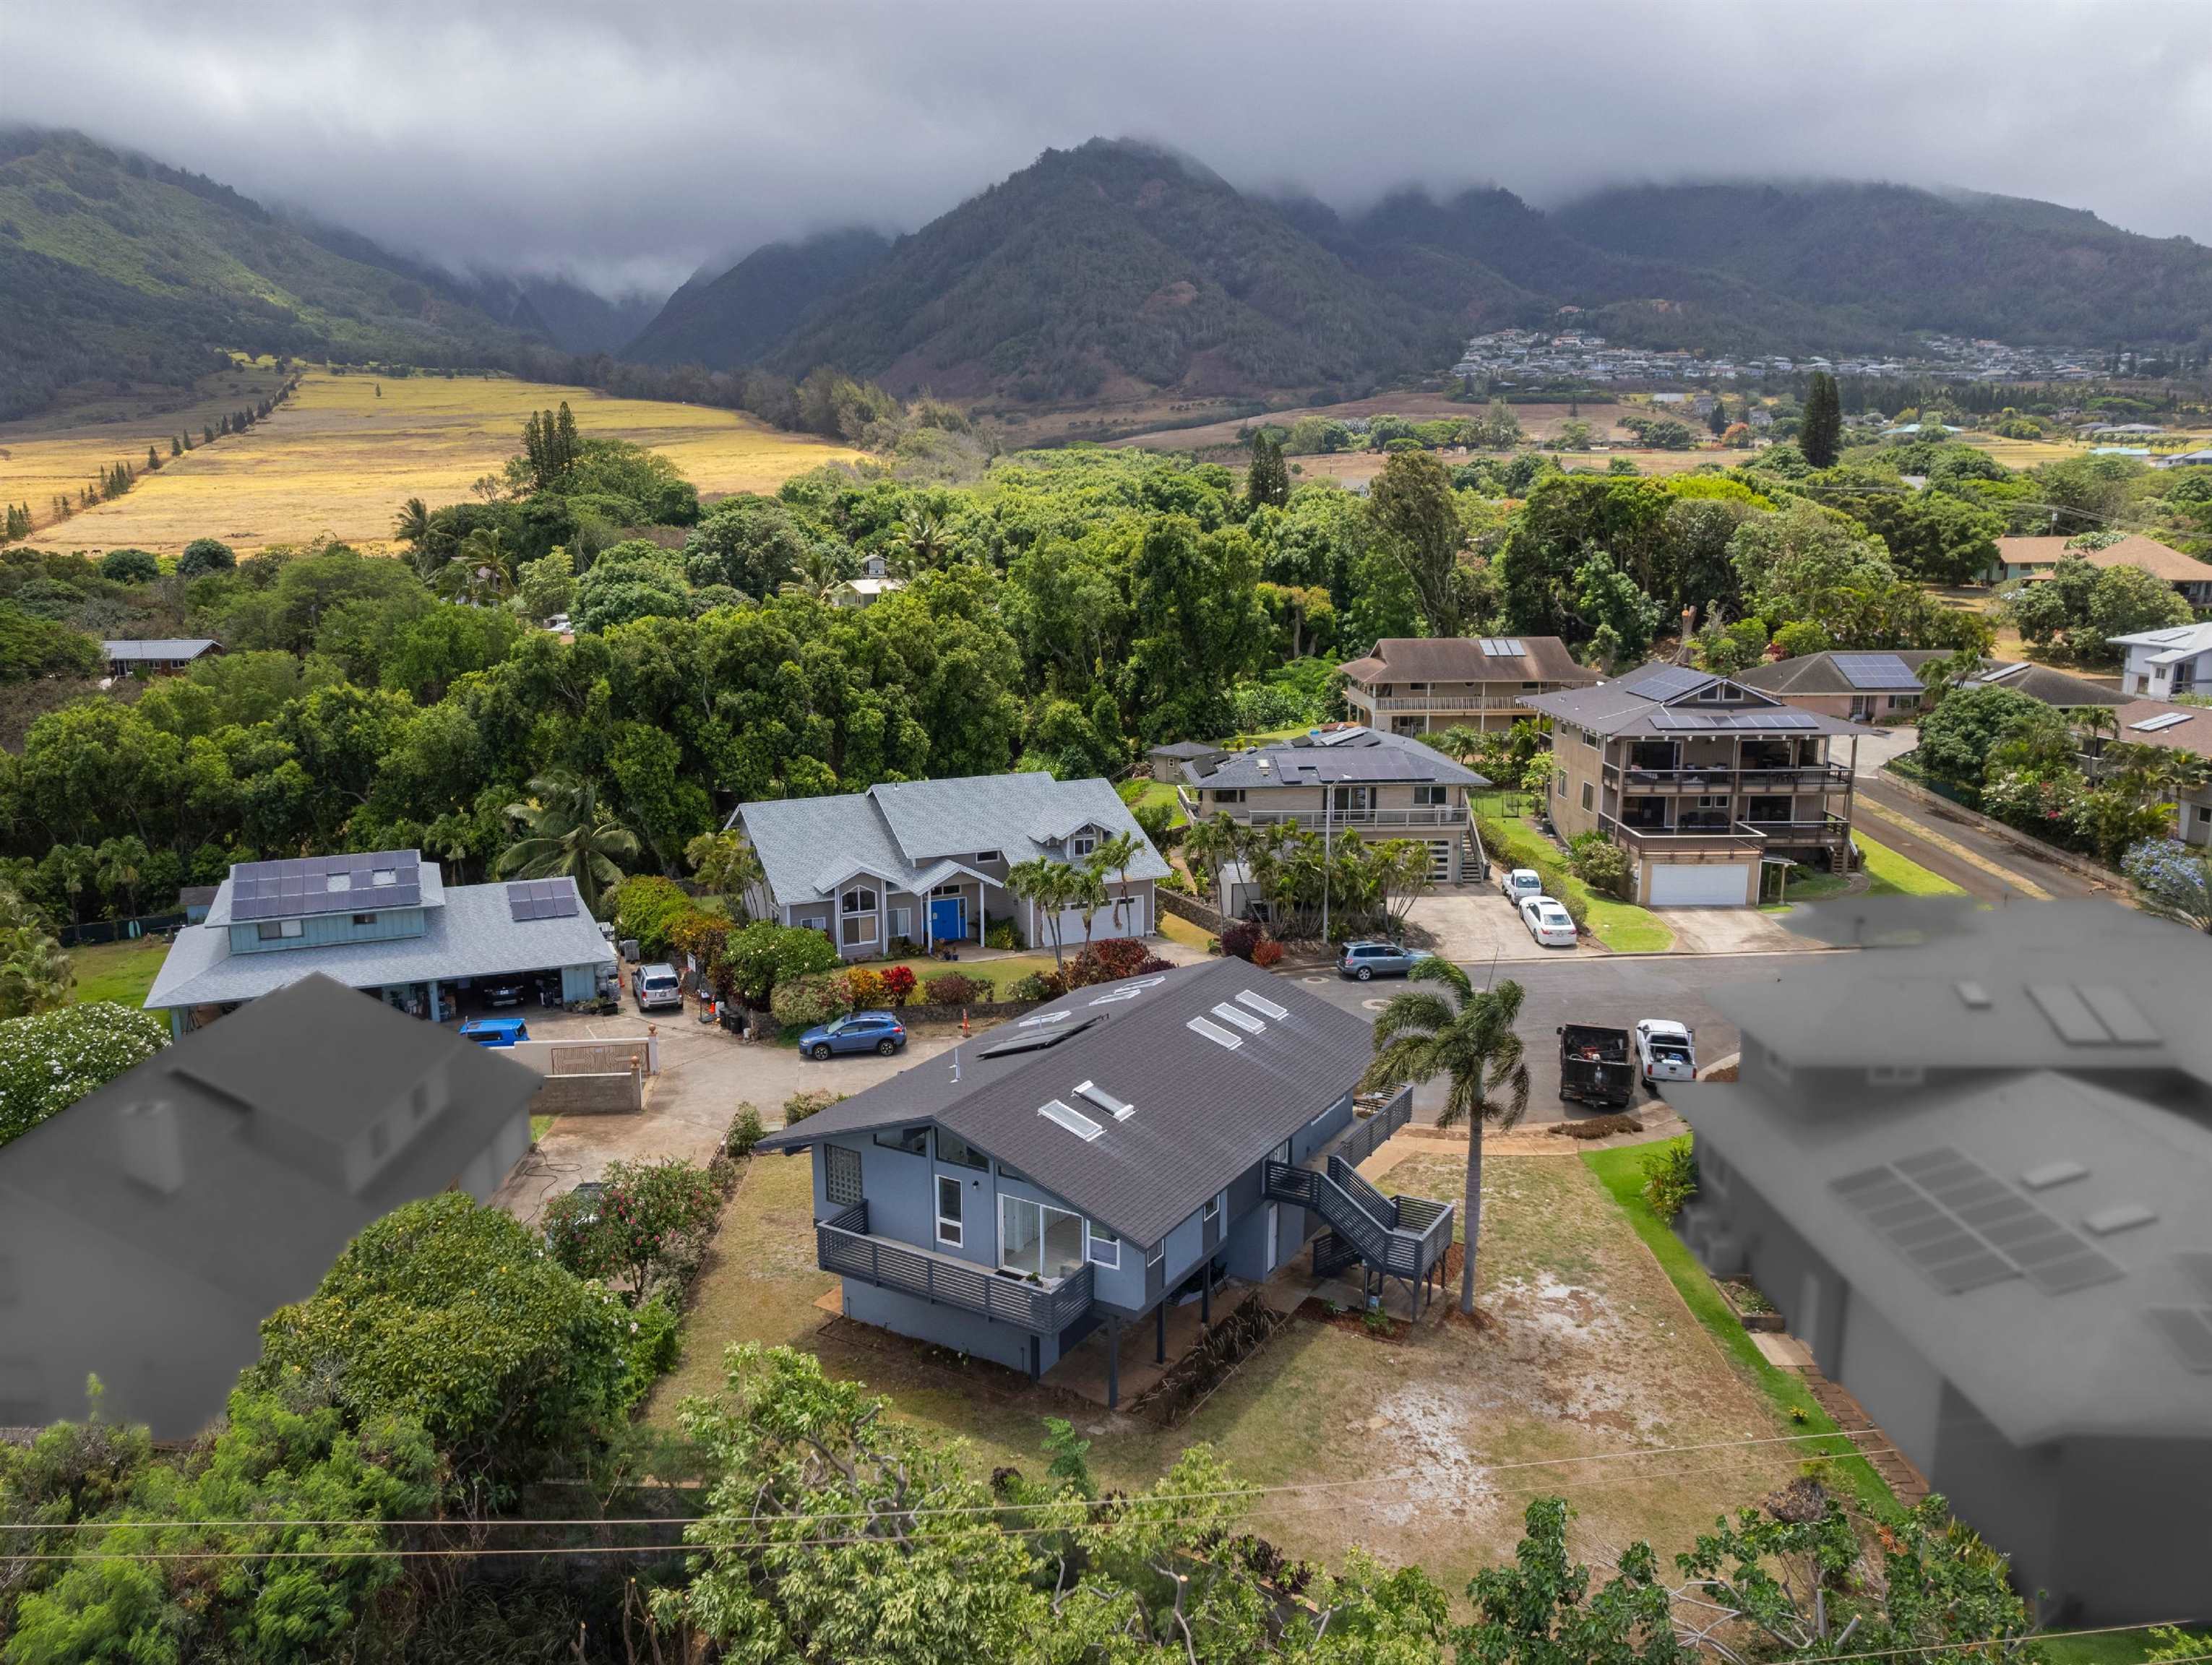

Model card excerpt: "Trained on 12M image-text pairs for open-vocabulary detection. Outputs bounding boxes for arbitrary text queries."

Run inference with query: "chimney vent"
[119,1098,185,1195]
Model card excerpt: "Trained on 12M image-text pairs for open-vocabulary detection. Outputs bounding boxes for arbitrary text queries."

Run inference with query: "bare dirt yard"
[653,1138,1812,1590]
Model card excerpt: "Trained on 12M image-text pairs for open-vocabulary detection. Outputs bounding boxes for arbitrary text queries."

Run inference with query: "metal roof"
[1185,727,1489,791]
[756,960,1374,1247]
[101,638,220,661]
[1523,668,1871,740]
[228,851,423,922]
[146,874,613,1010]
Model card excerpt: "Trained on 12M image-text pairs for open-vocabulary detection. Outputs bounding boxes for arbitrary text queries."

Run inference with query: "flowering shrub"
[1061,939,1175,989]
[841,966,885,1008]
[2123,838,2212,932]
[0,1002,170,1148]
[879,965,917,1006]
[921,971,986,1007]
[1004,971,1059,1002]
[1249,938,1285,968]
[542,1156,721,1307]
[770,972,851,1031]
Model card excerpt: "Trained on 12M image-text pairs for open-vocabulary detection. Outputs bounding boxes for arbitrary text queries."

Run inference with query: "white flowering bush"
[0,1002,171,1147]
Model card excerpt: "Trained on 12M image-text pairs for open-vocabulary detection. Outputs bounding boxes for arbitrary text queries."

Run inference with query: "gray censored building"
[756,959,1453,1405]
[145,850,616,1035]
[0,974,539,1440]
[1667,902,2212,1622]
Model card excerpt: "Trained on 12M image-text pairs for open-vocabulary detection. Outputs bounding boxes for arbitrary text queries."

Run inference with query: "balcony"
[1354,693,1533,714]
[1743,814,1854,849]
[815,1201,1094,1334]
[1176,788,1468,830]
[1602,762,1851,795]
[1601,815,1767,858]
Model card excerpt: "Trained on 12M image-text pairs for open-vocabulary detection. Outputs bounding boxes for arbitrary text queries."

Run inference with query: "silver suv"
[1338,941,1421,981]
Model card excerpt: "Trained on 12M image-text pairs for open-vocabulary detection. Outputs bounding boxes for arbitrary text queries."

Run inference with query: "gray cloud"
[13,0,2211,298]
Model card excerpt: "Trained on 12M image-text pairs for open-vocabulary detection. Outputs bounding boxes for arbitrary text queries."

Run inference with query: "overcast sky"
[12,0,2211,297]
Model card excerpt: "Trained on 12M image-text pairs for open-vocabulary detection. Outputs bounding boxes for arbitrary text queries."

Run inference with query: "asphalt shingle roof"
[1520,666,1872,739]
[757,959,1375,1247]
[1185,728,1489,791]
[1335,635,1596,687]
[102,638,219,661]
[740,774,1169,911]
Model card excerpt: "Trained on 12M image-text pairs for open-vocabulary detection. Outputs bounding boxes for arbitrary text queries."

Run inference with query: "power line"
[1,1424,1893,1534]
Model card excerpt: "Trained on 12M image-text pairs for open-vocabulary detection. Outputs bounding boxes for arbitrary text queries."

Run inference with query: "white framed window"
[890,907,911,940]
[935,1174,964,1249]
[1202,1194,1222,1231]
[840,885,878,947]
[1086,1223,1120,1269]
[257,918,304,942]
[1069,830,1098,858]
[1580,782,1594,812]
[1412,785,1447,806]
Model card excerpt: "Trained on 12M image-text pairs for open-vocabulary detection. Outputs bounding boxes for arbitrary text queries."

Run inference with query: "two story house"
[1736,650,2132,723]
[1666,903,2212,1622]
[754,960,1449,1406]
[1176,726,1490,882]
[1336,635,1596,736]
[144,852,618,1036]
[735,773,1169,961]
[2089,700,2212,847]
[2109,620,2212,701]
[1523,664,1869,907]
[0,973,538,1440]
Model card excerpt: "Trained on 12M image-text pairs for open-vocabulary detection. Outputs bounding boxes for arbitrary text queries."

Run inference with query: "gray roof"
[102,638,219,661]
[1185,727,1490,791]
[146,871,612,1010]
[1956,660,2129,708]
[1737,650,1948,697]
[1521,665,1872,739]
[1148,740,1227,760]
[757,959,1374,1247]
[0,974,538,1430]
[2109,621,2212,665]
[740,773,1169,911]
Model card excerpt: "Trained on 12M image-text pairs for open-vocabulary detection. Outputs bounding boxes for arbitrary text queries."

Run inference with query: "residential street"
[1291,948,1835,1123]
[1851,775,2111,901]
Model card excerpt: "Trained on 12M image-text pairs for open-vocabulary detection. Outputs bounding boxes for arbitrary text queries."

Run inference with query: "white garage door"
[1647,862,1753,907]
[1055,890,1148,945]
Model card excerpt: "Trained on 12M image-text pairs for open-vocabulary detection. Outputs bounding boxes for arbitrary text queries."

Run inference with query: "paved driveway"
[493,1004,965,1221]
[1404,887,1596,962]
[1651,908,1809,954]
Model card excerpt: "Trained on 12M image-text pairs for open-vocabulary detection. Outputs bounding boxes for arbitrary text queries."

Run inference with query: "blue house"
[143,851,617,1036]
[756,959,1453,1405]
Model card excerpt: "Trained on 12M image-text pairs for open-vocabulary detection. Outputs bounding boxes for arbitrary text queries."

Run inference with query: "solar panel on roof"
[1833,652,1916,689]
[231,851,421,921]
[505,878,581,922]
[2129,711,2192,733]
[1832,1148,2124,1299]
[1634,666,1715,701]
[1981,661,2031,681]
[2145,1307,2212,1374]
[1648,709,1716,731]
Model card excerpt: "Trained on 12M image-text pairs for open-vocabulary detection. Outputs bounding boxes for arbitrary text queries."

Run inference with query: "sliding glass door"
[999,1194,1086,1280]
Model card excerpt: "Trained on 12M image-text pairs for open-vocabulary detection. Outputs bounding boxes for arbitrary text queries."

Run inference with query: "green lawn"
[530,1114,555,1143]
[1856,831,1967,897]
[1116,778,1189,828]
[69,937,170,1007]
[1580,1140,1896,1515]
[869,952,1064,999]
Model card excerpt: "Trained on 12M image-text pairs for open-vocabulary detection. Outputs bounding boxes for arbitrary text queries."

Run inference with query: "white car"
[1518,895,1577,947]
[1635,1019,1697,1085]
[1499,867,1544,905]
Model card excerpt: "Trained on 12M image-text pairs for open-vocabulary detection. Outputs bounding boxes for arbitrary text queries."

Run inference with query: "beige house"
[1177,727,1489,882]
[1997,533,2212,608]
[1523,664,1869,908]
[2091,700,2212,848]
[1337,636,1596,736]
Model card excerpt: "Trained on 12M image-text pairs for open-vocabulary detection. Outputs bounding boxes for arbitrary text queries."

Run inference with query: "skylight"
[1186,1016,1243,1051]
[1210,1002,1265,1035]
[1089,988,1142,1006]
[1018,1010,1074,1028]
[1955,981,1992,1010]
[1234,989,1289,1021]
[1981,661,2030,682]
[1073,1079,1135,1121]
[2021,1160,2088,1190]
[1036,1098,1103,1142]
[2129,711,2192,733]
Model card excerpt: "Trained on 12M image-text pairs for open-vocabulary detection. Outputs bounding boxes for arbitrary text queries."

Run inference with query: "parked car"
[1634,1019,1697,1087]
[1499,867,1544,905]
[481,976,528,1008]
[1519,895,1577,947]
[800,1010,908,1060]
[545,1179,606,1245]
[632,962,681,1012]
[1338,940,1421,981]
[458,1017,529,1048]
[1558,1023,1635,1109]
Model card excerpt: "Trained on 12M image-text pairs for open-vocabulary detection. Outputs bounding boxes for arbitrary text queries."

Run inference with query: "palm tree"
[431,527,513,605]
[1361,962,1530,1316]
[686,830,765,920]
[0,886,72,1018]
[1180,813,1244,905]
[392,496,431,546]
[1006,858,1077,968]
[894,503,951,575]
[1434,725,1485,770]
[1090,832,1140,935]
[1067,861,1111,950]
[93,836,148,918]
[496,773,640,916]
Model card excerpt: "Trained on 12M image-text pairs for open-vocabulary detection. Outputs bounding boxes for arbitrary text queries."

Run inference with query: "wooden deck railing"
[815,1200,1094,1333]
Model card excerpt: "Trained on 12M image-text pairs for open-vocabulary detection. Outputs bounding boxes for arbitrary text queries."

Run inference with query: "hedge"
[1475,812,1590,932]
[0,1002,171,1148]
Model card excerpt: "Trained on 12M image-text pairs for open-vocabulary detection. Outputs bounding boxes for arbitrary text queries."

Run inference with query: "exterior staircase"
[1262,1089,1455,1315]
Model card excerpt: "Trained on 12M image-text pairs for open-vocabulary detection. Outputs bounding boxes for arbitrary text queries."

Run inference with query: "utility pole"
[1320,783,1333,943]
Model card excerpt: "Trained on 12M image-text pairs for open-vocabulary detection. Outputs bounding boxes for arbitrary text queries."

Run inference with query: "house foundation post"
[1201,1259,1213,1327]
[1155,1302,1166,1363]
[1028,1335,1040,1384]
[1106,1318,1119,1410]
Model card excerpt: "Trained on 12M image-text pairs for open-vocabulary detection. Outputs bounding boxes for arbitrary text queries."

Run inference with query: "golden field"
[1,369,869,555]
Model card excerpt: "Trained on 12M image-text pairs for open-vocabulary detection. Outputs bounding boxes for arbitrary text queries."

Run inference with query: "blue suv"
[800,1010,909,1059]
[1338,941,1421,981]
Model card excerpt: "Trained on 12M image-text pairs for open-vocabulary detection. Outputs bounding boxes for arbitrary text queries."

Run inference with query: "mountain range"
[4,128,2209,421]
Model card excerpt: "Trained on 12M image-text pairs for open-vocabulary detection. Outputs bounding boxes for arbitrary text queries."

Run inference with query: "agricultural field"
[1,368,869,556]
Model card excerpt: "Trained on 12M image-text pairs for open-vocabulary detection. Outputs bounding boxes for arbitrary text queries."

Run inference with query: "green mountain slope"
[0,129,535,417]
[760,140,1460,401]
[624,228,891,370]
[1555,181,2212,350]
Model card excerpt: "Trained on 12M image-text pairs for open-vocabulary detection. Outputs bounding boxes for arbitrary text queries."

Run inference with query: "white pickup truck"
[1499,867,1544,905]
[1634,1019,1697,1087]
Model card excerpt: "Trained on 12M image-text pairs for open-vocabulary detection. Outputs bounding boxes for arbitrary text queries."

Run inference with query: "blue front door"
[930,895,965,942]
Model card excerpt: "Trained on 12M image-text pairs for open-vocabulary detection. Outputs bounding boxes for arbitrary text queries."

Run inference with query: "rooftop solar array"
[2129,711,2193,733]
[230,851,421,921]
[504,878,581,922]
[1833,652,1917,689]
[1478,637,1527,656]
[1650,707,1820,731]
[1831,1145,2125,1298]
[1632,665,1716,701]
[1980,661,2031,682]
[2026,984,2159,1046]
